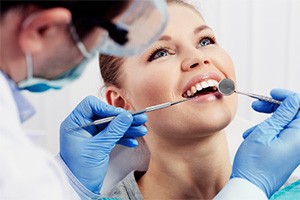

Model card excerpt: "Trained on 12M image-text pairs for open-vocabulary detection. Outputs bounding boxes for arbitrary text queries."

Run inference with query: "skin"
[106,3,238,199]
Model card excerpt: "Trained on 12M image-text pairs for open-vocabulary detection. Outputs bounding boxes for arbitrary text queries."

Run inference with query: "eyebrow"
[158,35,172,42]
[157,25,212,42]
[194,25,212,34]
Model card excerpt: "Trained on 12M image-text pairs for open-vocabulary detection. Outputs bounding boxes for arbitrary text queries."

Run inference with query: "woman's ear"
[19,8,72,53]
[105,86,131,110]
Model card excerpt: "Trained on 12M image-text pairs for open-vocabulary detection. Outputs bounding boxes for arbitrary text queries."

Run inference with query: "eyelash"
[147,35,217,62]
[198,35,216,47]
[147,46,173,62]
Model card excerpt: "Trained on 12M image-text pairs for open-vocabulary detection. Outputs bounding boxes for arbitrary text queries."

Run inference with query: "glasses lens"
[98,0,168,56]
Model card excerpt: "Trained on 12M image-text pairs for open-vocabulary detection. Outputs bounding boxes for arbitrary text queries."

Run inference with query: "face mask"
[17,51,95,92]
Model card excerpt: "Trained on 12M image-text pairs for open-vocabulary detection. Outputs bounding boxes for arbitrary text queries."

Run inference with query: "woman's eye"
[148,49,170,62]
[199,37,215,47]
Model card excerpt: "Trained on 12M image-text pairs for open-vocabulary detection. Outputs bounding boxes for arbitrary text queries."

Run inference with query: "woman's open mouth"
[182,79,219,98]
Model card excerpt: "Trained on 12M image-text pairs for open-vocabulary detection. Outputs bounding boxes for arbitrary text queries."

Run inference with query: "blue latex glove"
[59,96,147,193]
[231,89,300,198]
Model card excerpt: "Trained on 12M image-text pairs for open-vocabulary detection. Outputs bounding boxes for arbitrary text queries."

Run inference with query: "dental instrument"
[66,98,192,132]
[217,78,282,105]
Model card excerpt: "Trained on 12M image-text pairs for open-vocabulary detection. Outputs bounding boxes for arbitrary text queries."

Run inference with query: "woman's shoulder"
[103,171,145,200]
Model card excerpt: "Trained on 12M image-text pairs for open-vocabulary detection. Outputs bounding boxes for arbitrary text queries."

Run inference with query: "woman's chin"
[185,111,234,135]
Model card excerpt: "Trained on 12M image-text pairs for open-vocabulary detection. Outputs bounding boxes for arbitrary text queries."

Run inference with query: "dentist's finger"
[242,125,257,139]
[117,137,139,147]
[123,125,147,138]
[94,112,132,141]
[248,94,300,139]
[270,88,297,101]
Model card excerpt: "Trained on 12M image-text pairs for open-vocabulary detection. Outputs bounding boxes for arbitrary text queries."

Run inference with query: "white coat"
[0,71,79,200]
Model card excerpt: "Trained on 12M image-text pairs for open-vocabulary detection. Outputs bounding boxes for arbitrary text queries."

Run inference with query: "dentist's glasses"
[70,0,168,57]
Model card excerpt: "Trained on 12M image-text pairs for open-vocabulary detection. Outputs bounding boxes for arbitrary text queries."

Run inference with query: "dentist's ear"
[105,86,132,110]
[19,8,72,54]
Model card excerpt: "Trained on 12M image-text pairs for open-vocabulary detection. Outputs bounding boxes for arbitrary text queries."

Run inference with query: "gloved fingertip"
[133,113,148,125]
[117,138,139,148]
[134,113,148,120]
[270,88,283,94]
[251,99,269,108]
[270,88,296,101]
[141,113,148,118]
[123,125,148,138]
[118,111,133,123]
[140,125,148,135]
[96,111,133,140]
[252,100,275,113]
[243,126,257,139]
[127,141,138,148]
[251,100,260,109]
[134,125,148,137]
[242,130,250,139]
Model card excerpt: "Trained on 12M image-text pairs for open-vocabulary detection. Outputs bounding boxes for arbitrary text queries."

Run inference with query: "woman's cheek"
[128,72,168,109]
[220,50,235,78]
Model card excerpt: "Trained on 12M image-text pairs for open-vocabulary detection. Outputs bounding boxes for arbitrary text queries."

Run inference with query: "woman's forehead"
[168,3,204,20]
[165,3,206,33]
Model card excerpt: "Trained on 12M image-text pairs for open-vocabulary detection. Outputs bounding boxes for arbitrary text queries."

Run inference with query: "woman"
[100,0,297,199]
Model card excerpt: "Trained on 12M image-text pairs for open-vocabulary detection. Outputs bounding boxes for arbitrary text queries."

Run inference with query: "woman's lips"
[182,72,222,98]
[188,90,223,103]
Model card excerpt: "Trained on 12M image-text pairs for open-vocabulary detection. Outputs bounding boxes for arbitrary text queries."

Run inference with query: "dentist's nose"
[181,50,210,71]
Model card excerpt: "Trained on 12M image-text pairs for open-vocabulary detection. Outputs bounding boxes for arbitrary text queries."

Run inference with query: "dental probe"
[66,98,192,132]
[218,78,282,105]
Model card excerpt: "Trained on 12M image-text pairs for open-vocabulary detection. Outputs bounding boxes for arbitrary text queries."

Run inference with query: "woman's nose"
[180,49,210,71]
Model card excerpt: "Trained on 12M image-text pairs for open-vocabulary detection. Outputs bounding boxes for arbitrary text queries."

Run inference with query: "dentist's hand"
[231,89,300,198]
[59,96,147,194]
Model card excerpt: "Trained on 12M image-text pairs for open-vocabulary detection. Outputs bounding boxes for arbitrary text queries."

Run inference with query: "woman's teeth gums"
[183,79,219,98]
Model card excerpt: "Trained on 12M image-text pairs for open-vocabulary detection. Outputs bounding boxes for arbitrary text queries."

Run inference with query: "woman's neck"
[138,131,231,199]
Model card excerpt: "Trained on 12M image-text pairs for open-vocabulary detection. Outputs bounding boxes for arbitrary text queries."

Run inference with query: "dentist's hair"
[0,1,130,40]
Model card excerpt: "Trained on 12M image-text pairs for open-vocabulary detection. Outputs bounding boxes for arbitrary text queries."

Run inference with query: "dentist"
[0,0,299,200]
[1,1,167,199]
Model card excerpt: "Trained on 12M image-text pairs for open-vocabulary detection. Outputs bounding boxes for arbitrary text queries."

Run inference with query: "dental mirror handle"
[235,90,299,110]
[235,90,282,105]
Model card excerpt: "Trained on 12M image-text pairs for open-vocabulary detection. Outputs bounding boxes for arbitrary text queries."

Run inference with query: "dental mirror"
[217,78,235,96]
[217,78,283,105]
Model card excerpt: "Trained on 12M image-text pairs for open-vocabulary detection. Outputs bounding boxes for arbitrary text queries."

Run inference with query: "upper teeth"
[183,79,219,98]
